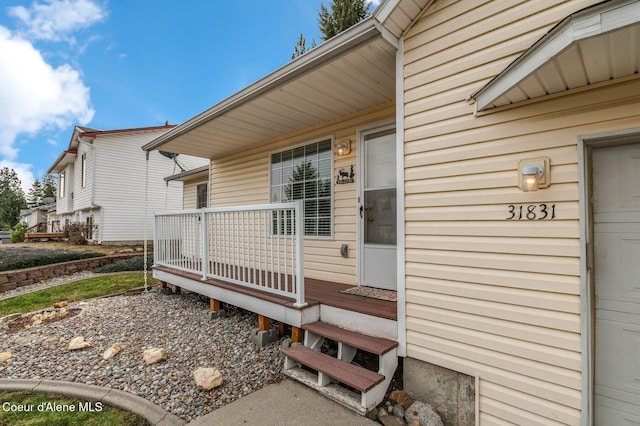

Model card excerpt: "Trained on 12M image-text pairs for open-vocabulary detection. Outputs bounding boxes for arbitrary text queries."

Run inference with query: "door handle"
[359,205,363,218]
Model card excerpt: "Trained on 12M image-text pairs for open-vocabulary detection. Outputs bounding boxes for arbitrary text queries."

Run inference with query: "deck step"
[303,321,398,355]
[282,345,384,392]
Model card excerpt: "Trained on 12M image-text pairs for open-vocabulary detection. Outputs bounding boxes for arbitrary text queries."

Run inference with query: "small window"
[59,172,65,198]
[196,183,208,209]
[270,139,332,237]
[81,154,87,187]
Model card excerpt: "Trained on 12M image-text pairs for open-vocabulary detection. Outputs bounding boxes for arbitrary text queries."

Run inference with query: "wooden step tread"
[303,321,398,355]
[283,345,384,392]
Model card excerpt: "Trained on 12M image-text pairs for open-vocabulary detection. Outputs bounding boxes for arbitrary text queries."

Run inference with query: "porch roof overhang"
[164,165,209,182]
[471,0,640,112]
[142,17,398,159]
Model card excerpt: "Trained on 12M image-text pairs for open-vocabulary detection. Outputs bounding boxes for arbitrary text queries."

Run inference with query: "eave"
[47,150,77,174]
[472,0,640,112]
[142,16,398,159]
[165,165,209,182]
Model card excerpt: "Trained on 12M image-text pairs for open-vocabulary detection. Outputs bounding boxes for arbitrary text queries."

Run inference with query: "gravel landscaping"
[0,290,285,422]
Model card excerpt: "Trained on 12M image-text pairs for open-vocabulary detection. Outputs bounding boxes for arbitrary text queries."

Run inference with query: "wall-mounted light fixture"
[335,139,351,156]
[518,157,550,192]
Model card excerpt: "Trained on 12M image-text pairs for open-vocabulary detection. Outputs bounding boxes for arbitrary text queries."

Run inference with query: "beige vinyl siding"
[182,180,198,210]
[210,103,394,284]
[403,0,640,424]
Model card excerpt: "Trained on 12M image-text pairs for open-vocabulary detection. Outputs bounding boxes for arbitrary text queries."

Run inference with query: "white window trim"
[268,136,335,240]
[59,172,65,198]
[81,153,87,188]
[196,181,209,209]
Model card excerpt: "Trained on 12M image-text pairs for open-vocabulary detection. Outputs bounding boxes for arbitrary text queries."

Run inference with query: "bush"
[96,254,152,273]
[0,248,105,272]
[65,222,98,245]
[10,222,29,243]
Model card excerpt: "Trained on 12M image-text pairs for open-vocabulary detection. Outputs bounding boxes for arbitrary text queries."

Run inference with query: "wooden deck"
[24,232,66,241]
[154,265,396,321]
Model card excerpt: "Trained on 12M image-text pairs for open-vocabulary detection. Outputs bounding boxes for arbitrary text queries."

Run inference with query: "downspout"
[395,36,407,358]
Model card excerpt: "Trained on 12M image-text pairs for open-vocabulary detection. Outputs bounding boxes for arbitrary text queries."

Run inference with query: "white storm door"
[360,127,396,290]
[592,142,640,424]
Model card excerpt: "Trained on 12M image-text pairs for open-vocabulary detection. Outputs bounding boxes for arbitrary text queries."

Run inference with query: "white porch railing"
[154,201,306,307]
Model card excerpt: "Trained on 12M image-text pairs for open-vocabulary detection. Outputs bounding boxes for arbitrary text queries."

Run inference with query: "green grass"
[0,273,148,317]
[0,391,149,425]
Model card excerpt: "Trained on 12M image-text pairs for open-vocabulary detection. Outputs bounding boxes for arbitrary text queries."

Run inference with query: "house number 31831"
[506,204,556,220]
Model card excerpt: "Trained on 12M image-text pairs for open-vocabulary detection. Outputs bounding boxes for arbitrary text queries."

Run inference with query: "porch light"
[335,139,351,156]
[518,157,550,192]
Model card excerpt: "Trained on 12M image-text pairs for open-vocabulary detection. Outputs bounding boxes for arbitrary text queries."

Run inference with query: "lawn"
[0,391,148,425]
[0,273,149,317]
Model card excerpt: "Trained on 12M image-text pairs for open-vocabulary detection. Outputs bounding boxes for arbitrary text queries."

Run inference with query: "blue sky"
[0,0,379,192]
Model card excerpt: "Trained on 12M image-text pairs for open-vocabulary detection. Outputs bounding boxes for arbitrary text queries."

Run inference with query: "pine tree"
[27,178,44,207]
[0,167,27,230]
[42,174,57,200]
[318,0,371,41]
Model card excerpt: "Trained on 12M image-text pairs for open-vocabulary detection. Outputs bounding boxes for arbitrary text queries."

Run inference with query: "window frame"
[59,172,65,198]
[81,153,87,188]
[268,136,334,240]
[196,182,208,209]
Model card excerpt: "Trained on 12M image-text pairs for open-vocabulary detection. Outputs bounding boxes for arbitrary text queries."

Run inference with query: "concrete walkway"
[0,378,378,426]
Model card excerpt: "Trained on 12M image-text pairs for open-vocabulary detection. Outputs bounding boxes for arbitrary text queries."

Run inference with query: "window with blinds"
[270,139,332,237]
[196,183,208,209]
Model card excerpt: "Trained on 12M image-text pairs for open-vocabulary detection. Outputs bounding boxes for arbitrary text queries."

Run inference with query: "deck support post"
[292,326,304,343]
[208,297,226,319]
[251,315,278,347]
[258,315,270,331]
[159,281,173,295]
[278,322,286,337]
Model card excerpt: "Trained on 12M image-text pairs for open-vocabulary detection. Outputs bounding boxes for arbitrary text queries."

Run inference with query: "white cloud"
[8,0,106,42]
[0,159,35,193]
[0,26,94,190]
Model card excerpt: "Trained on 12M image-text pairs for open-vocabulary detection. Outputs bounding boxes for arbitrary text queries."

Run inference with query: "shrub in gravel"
[96,254,152,273]
[0,247,104,272]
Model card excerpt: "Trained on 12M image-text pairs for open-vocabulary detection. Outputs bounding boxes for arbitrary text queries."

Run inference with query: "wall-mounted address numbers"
[506,204,556,220]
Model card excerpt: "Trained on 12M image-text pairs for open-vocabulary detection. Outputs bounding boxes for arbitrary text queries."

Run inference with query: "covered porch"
[152,201,397,340]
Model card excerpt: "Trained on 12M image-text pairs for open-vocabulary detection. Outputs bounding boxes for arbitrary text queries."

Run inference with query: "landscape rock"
[67,336,92,351]
[390,389,414,410]
[58,307,68,318]
[53,301,68,308]
[380,414,407,426]
[405,401,444,426]
[143,347,167,365]
[0,352,11,364]
[193,367,223,391]
[41,337,60,346]
[407,420,420,426]
[393,404,406,418]
[102,343,122,360]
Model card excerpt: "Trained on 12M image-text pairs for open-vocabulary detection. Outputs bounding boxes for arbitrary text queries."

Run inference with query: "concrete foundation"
[404,357,475,426]
[208,309,227,320]
[250,328,279,347]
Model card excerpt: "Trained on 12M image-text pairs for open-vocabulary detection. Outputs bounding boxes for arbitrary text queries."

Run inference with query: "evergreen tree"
[27,178,44,207]
[0,167,27,230]
[42,174,57,200]
[318,0,371,41]
[291,34,317,60]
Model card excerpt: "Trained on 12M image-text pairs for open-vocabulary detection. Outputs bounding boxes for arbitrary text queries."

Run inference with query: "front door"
[359,126,396,290]
[592,141,640,423]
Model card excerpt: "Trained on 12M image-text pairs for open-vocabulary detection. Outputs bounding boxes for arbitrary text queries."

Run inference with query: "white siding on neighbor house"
[56,164,74,215]
[93,130,186,243]
[73,141,94,211]
[209,104,394,284]
[402,0,640,424]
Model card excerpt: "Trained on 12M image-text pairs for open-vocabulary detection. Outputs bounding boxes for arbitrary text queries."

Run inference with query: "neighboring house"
[143,0,640,424]
[48,125,208,244]
[164,165,210,209]
[19,200,55,232]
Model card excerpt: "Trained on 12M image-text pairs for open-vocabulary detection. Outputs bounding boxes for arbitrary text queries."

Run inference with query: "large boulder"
[405,401,444,426]
[193,367,223,391]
